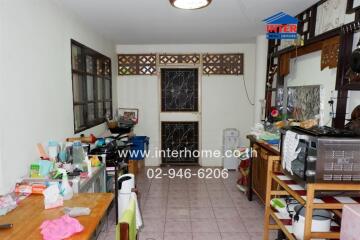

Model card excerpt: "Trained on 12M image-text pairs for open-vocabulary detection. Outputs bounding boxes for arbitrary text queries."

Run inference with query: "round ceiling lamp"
[170,0,212,10]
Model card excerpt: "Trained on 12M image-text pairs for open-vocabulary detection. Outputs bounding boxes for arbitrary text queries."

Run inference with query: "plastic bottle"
[84,154,92,177]
[58,169,74,200]
[72,141,85,171]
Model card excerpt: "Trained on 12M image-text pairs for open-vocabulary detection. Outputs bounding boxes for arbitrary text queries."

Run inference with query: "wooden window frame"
[71,39,112,133]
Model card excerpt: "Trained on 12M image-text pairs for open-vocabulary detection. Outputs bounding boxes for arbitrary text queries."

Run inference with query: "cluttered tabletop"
[0,193,113,240]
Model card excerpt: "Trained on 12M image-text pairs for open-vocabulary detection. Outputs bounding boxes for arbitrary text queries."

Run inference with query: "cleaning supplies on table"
[72,141,85,170]
[43,184,63,209]
[37,143,50,160]
[29,159,54,178]
[89,155,101,167]
[84,155,92,176]
[0,194,17,216]
[57,169,74,200]
[40,215,84,240]
[63,207,91,217]
[39,159,54,177]
[48,141,59,161]
[30,163,41,178]
[58,142,67,163]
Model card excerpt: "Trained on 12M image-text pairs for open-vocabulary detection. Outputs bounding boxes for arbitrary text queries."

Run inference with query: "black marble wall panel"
[161,122,199,164]
[161,68,198,112]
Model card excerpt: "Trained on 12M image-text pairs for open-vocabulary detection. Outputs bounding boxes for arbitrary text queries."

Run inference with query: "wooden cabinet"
[247,135,280,204]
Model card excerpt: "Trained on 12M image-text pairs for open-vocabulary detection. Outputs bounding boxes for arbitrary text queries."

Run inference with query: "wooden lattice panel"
[159,54,201,65]
[203,53,244,75]
[118,54,156,75]
[321,36,340,70]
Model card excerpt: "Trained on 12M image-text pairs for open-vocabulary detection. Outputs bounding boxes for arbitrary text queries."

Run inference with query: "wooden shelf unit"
[263,157,360,240]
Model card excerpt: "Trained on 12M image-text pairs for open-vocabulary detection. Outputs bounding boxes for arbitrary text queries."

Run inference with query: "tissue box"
[43,185,63,209]
[340,204,360,240]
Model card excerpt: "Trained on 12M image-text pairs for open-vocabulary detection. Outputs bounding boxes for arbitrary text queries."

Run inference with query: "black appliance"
[280,126,360,185]
[90,136,132,167]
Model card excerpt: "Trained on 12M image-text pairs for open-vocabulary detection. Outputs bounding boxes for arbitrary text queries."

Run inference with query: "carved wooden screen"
[118,54,156,75]
[202,53,244,75]
[118,53,244,75]
[159,54,200,65]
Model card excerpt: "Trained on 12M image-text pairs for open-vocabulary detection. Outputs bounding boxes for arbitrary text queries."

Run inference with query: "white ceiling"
[59,0,319,44]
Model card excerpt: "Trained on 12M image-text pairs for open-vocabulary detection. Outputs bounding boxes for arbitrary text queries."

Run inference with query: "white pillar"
[254,35,268,123]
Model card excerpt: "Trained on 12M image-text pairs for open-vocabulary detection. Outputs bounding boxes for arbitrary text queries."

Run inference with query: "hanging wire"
[242,74,255,106]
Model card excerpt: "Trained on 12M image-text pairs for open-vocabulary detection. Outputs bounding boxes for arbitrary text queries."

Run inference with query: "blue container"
[129,136,149,160]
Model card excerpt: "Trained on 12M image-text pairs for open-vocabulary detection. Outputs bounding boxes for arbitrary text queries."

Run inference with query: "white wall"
[0,0,117,194]
[285,51,337,126]
[116,44,256,166]
[254,35,268,123]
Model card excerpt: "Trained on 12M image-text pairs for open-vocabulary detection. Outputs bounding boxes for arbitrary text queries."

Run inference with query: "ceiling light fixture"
[170,0,212,10]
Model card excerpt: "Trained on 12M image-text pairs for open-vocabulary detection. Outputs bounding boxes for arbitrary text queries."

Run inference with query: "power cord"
[285,197,334,222]
[293,205,334,222]
[242,75,255,106]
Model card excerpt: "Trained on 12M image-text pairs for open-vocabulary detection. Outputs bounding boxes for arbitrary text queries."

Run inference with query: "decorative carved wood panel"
[321,36,340,70]
[159,54,200,65]
[118,54,156,75]
[118,53,244,76]
[202,53,244,75]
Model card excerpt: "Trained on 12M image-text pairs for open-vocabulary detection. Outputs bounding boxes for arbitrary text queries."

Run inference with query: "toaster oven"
[280,127,360,185]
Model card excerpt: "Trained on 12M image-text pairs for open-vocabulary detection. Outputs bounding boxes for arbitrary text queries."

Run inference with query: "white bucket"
[292,205,332,240]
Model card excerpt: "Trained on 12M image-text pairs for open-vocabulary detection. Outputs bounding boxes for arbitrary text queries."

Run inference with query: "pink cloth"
[40,215,84,240]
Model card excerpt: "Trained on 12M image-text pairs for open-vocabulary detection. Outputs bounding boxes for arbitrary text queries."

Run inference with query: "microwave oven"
[280,127,360,185]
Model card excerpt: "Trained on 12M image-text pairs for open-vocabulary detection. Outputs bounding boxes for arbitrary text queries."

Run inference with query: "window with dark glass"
[71,39,112,133]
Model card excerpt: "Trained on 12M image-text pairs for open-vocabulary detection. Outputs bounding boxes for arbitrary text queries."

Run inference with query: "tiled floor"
[98,167,277,240]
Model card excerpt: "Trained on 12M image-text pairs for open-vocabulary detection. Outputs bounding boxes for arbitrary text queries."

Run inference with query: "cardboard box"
[128,160,138,175]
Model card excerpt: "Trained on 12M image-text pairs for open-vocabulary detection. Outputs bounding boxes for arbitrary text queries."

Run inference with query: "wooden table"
[0,193,114,240]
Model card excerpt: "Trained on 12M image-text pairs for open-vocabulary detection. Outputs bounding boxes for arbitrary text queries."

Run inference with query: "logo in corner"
[263,12,298,40]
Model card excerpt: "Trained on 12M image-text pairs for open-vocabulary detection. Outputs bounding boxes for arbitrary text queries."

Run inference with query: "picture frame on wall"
[118,108,139,124]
